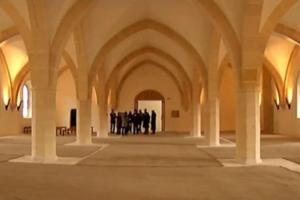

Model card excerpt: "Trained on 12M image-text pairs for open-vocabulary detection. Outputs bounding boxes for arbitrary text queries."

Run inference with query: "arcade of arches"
[1,0,300,199]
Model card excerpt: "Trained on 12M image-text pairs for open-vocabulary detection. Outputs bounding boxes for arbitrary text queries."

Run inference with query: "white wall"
[138,100,162,131]
[117,64,191,132]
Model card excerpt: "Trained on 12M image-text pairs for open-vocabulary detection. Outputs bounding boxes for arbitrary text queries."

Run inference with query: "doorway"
[70,109,77,128]
[138,100,163,132]
[134,90,165,132]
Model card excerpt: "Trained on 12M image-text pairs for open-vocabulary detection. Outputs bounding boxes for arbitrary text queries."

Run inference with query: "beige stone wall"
[117,63,191,133]
[274,86,300,136]
[0,108,22,135]
[219,67,236,132]
[56,69,77,127]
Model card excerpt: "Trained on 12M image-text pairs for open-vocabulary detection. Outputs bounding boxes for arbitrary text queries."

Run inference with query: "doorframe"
[134,90,165,131]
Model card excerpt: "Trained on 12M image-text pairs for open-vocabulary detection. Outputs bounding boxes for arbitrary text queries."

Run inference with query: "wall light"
[17,100,23,111]
[286,88,293,110]
[274,98,280,110]
[4,98,10,111]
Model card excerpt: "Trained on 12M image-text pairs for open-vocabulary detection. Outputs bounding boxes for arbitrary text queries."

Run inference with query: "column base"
[219,158,262,167]
[9,155,81,165]
[184,135,203,139]
[65,141,101,147]
[206,140,220,147]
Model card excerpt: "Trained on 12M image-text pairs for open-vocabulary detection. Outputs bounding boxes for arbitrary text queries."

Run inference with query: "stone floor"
[0,133,300,199]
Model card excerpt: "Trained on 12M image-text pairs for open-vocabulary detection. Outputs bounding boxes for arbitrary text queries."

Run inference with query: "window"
[22,85,30,118]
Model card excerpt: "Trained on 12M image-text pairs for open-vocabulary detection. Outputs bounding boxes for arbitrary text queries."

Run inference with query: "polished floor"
[0,133,300,199]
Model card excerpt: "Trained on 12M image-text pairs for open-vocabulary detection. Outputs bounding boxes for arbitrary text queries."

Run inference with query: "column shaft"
[99,94,109,137]
[236,84,261,164]
[31,88,57,161]
[192,85,201,137]
[76,99,92,145]
[205,97,220,146]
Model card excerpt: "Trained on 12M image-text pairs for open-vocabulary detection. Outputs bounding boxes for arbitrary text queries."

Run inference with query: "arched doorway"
[134,90,165,132]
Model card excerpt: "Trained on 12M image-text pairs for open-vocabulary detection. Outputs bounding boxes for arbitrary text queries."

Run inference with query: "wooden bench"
[23,126,31,134]
[56,126,67,136]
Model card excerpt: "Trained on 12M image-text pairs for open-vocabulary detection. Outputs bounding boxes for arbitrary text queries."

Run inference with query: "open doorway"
[134,90,165,132]
[138,100,162,132]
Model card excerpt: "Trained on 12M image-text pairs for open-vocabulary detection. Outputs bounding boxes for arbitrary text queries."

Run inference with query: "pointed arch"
[50,0,97,81]
[106,46,192,99]
[261,0,298,43]
[115,60,185,110]
[0,26,18,44]
[217,54,285,105]
[195,0,241,69]
[275,23,300,45]
[11,64,30,109]
[0,1,31,49]
[89,19,207,90]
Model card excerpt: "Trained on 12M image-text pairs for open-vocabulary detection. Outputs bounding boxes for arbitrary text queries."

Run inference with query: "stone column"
[192,93,201,137]
[236,83,261,164]
[76,99,92,145]
[205,72,220,146]
[31,87,57,161]
[98,94,109,137]
[205,30,221,146]
[205,96,220,146]
[192,71,201,137]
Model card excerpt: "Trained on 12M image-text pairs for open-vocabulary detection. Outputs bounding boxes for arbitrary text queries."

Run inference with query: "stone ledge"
[64,142,102,147]
[219,158,300,174]
[9,156,82,165]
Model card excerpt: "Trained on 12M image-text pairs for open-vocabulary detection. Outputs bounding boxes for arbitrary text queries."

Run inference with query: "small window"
[22,85,30,118]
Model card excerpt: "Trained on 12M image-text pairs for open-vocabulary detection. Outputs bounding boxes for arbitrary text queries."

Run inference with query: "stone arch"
[275,24,300,44]
[89,19,207,90]
[115,60,185,110]
[11,64,29,109]
[261,0,298,42]
[35,0,243,82]
[106,46,192,108]
[0,48,12,105]
[195,0,241,69]
[263,58,285,106]
[284,46,300,98]
[217,54,285,105]
[50,0,97,82]
[0,1,31,49]
[11,51,78,110]
[0,26,18,44]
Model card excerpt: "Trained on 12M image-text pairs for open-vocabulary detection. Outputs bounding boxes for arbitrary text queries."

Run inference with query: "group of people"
[110,109,157,135]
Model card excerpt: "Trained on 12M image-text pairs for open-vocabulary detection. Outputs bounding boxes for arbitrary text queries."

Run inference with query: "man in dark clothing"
[128,111,133,134]
[151,110,157,134]
[143,109,150,134]
[133,109,139,134]
[116,112,122,135]
[137,110,144,134]
[110,110,117,133]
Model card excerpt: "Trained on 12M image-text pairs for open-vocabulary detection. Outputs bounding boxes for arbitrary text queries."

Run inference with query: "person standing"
[133,109,139,134]
[143,109,150,134]
[151,110,157,134]
[110,110,117,133]
[116,112,122,135]
[137,110,144,134]
[128,111,133,134]
[123,112,129,135]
